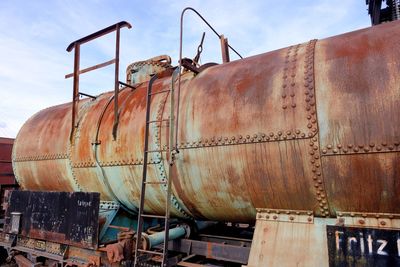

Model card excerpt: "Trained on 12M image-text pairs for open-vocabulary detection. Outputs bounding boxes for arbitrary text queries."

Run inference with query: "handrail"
[66,21,131,52]
[65,21,132,142]
[176,7,243,150]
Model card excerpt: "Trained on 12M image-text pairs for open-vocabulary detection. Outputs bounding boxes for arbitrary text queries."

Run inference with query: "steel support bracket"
[256,208,314,224]
[336,211,400,229]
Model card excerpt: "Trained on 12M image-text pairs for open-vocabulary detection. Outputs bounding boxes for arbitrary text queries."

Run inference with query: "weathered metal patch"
[4,191,100,249]
[327,225,400,266]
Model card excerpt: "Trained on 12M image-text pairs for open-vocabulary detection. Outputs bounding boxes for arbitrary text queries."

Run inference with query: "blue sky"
[0,0,371,137]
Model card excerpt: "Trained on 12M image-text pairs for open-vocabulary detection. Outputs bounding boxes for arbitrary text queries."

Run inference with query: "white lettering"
[377,239,388,256]
[360,233,365,254]
[348,237,357,252]
[335,231,344,251]
[367,234,373,254]
[397,239,400,257]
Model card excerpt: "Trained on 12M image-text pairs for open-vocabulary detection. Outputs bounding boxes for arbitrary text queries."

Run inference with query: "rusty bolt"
[380,221,386,226]
[358,219,365,225]
[289,216,294,221]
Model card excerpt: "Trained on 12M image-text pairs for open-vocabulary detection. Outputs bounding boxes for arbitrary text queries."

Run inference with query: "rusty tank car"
[1,7,399,267]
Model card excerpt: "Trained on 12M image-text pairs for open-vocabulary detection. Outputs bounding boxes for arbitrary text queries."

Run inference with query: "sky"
[0,0,371,138]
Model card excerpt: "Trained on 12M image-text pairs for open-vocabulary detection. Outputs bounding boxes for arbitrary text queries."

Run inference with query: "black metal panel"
[169,239,250,265]
[4,191,100,249]
[327,225,400,267]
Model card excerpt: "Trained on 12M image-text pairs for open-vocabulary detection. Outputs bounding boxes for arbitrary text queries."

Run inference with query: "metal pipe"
[145,225,186,249]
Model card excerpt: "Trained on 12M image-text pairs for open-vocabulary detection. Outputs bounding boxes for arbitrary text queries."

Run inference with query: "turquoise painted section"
[100,211,159,244]
[147,226,187,249]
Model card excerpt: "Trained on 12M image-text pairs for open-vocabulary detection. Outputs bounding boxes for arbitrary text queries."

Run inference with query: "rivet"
[290,93,295,97]
[388,146,394,150]
[301,133,306,137]
[353,147,359,152]
[343,148,348,153]
[278,131,282,136]
[282,93,287,98]
[312,137,317,142]
[269,132,274,137]
[338,218,345,223]
[312,176,318,180]
[296,129,301,134]
[364,147,369,152]
[348,144,353,148]
[273,215,278,220]
[333,149,338,153]
[291,103,296,108]
[376,146,382,151]
[282,105,287,109]
[238,135,242,139]
[307,217,312,222]
[282,84,287,89]
[246,135,250,139]
[382,142,387,146]
[289,216,294,221]
[307,123,312,129]
[380,221,386,226]
[369,143,375,147]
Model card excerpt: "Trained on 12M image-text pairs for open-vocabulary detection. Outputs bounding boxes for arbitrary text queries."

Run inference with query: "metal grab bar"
[65,21,132,142]
[176,7,243,150]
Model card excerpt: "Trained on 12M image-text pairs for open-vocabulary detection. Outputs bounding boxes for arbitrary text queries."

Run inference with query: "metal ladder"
[134,68,179,267]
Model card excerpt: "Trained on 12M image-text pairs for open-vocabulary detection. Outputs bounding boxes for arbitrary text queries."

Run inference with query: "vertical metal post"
[220,35,230,63]
[112,26,121,140]
[70,44,80,141]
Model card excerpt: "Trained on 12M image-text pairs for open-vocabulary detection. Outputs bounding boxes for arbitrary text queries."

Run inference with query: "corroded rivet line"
[175,130,317,149]
[304,39,329,217]
[282,44,300,110]
[304,39,318,138]
[321,141,400,155]
[13,153,70,162]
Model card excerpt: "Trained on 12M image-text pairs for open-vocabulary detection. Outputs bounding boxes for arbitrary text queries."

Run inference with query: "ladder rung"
[138,249,164,256]
[144,181,167,185]
[141,214,166,219]
[147,119,169,124]
[146,149,164,153]
[149,89,171,96]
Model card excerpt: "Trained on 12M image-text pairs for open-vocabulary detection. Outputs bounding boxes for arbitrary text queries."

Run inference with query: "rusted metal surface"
[12,21,400,222]
[4,191,100,249]
[315,21,400,216]
[0,137,15,185]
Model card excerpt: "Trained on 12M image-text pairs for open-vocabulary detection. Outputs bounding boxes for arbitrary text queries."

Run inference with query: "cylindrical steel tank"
[12,21,400,222]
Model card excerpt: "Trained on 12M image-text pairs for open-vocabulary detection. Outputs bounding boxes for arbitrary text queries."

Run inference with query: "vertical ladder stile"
[134,74,159,266]
[134,68,179,267]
